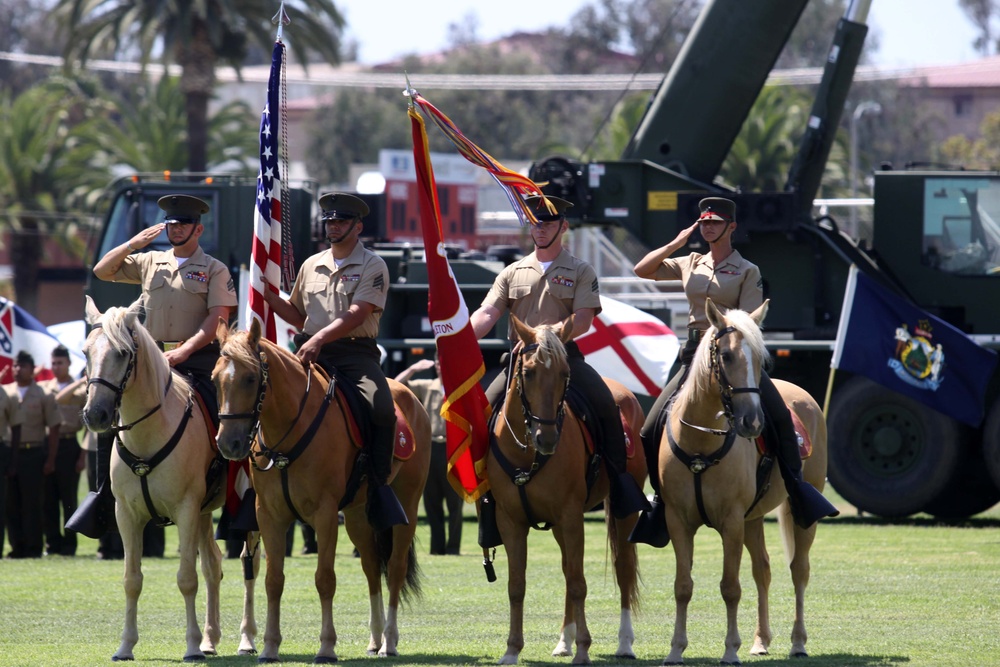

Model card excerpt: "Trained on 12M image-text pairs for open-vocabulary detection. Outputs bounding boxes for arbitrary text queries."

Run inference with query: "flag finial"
[403,71,417,108]
[273,1,291,41]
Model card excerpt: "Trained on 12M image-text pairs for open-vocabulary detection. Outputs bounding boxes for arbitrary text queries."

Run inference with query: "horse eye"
[720,351,734,364]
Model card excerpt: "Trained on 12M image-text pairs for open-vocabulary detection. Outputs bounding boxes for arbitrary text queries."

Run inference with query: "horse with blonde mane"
[657,298,829,665]
[487,315,646,665]
[213,318,430,664]
[81,296,258,661]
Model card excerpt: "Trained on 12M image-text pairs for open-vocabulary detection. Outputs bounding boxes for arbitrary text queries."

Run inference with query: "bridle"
[507,342,570,451]
[217,346,270,459]
[681,325,762,436]
[86,324,168,432]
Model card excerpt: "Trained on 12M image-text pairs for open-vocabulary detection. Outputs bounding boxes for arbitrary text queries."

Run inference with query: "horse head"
[82,295,144,432]
[510,315,573,455]
[213,317,267,460]
[703,298,770,439]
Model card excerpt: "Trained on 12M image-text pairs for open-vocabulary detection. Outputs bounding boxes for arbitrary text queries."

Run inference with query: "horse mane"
[530,324,568,369]
[101,306,189,403]
[222,328,311,384]
[675,308,770,407]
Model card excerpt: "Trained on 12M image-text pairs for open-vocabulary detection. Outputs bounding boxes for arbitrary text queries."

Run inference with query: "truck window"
[922,177,1000,275]
[98,190,220,260]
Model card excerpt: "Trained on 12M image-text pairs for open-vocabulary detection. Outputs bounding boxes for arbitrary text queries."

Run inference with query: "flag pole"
[272,1,290,41]
[822,367,836,418]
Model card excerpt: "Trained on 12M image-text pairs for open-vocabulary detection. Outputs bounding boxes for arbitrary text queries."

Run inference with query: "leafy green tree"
[938,110,1000,168]
[52,0,346,172]
[0,79,110,311]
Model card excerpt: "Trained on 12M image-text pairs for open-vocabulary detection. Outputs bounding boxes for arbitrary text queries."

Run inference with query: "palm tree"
[52,0,346,172]
[0,80,111,312]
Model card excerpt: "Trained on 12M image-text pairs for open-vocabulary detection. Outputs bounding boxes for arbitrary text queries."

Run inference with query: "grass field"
[2,489,999,666]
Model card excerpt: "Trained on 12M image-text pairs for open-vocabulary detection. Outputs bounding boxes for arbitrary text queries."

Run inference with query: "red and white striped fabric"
[247,41,285,341]
[576,296,679,397]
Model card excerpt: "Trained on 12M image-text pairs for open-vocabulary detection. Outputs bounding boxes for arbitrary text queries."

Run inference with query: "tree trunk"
[178,23,218,173]
[11,217,41,314]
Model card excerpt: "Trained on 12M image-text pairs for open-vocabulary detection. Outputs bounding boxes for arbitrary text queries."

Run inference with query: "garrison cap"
[319,192,369,221]
[697,197,736,223]
[525,194,573,224]
[158,194,209,224]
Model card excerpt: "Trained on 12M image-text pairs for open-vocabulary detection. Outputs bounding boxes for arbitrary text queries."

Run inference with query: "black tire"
[922,434,1000,519]
[827,376,962,517]
[982,397,1000,491]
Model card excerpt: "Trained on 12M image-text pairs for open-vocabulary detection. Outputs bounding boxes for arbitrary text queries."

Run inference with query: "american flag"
[247,41,286,341]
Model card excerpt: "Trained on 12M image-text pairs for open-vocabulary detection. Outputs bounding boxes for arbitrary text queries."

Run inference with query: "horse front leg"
[664,512,693,665]
[718,514,746,666]
[197,513,223,656]
[743,516,772,656]
[313,507,341,664]
[113,505,145,661]
[345,506,384,656]
[174,502,206,661]
[499,520,529,665]
[238,532,260,655]
[552,519,591,665]
[789,514,817,658]
[258,509,289,663]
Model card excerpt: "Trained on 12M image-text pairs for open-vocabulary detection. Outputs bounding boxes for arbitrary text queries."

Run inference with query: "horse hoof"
[720,661,741,666]
[111,656,134,662]
[314,656,339,664]
[614,653,636,660]
[183,654,206,662]
[258,658,280,664]
[791,650,809,658]
[238,648,259,656]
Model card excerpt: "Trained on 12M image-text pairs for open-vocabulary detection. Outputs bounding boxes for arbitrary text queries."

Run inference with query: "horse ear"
[511,315,534,345]
[84,295,102,326]
[248,317,262,347]
[216,318,229,346]
[749,299,769,326]
[124,298,143,327]
[706,298,725,330]
[559,315,575,344]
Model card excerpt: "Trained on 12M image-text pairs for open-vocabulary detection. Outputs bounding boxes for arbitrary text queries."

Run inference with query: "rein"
[511,342,570,450]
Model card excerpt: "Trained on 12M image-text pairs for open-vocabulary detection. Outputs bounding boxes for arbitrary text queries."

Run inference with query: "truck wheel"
[827,377,960,517]
[981,397,1000,491]
[921,436,1000,519]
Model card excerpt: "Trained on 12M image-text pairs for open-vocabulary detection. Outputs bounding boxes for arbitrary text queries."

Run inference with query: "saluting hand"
[672,222,700,245]
[128,223,166,251]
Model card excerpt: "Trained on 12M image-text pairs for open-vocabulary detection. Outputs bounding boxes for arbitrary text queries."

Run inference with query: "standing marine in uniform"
[6,351,60,558]
[68,194,237,542]
[0,369,22,554]
[41,346,86,556]
[264,192,407,531]
[628,197,838,547]
[470,194,650,522]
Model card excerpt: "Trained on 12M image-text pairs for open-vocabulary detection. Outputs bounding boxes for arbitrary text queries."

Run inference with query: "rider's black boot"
[66,433,115,539]
[627,432,670,547]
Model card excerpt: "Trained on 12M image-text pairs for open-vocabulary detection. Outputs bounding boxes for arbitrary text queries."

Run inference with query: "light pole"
[850,101,882,233]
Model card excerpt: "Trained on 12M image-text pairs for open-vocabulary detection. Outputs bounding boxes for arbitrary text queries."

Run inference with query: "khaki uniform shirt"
[42,378,85,438]
[16,382,60,445]
[107,246,237,342]
[289,243,389,338]
[654,250,763,332]
[0,385,23,443]
[482,248,601,340]
[406,378,446,442]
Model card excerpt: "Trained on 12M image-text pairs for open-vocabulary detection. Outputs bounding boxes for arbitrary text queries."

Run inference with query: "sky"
[338,0,982,69]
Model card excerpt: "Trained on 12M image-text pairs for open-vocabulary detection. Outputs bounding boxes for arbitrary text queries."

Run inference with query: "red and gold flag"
[409,105,492,501]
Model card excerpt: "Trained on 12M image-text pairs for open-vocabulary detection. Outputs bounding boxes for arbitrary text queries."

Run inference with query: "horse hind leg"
[788,513,817,658]
[198,513,223,656]
[744,516,773,656]
[609,510,639,659]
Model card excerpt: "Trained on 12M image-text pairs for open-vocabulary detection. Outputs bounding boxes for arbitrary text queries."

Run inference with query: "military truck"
[528,0,1000,519]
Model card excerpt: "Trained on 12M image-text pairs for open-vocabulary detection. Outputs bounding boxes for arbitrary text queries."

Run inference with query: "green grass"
[3,490,999,666]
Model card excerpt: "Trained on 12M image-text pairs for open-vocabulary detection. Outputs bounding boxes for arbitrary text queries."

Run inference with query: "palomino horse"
[212,319,430,664]
[489,316,646,665]
[81,296,258,661]
[658,298,829,665]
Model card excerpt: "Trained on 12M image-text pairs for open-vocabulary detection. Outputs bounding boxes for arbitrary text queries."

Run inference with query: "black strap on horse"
[114,389,196,527]
[665,402,737,530]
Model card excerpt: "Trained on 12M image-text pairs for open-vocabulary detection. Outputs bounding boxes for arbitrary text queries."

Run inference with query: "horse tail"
[776,501,797,566]
[605,503,642,613]
[373,528,423,604]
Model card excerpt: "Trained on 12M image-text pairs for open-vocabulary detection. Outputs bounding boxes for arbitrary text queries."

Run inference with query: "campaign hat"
[525,194,573,223]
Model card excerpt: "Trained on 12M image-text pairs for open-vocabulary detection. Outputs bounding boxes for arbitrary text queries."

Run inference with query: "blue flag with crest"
[831,265,997,426]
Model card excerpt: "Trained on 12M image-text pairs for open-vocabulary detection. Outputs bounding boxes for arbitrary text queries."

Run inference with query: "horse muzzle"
[215,424,253,461]
[82,404,114,433]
